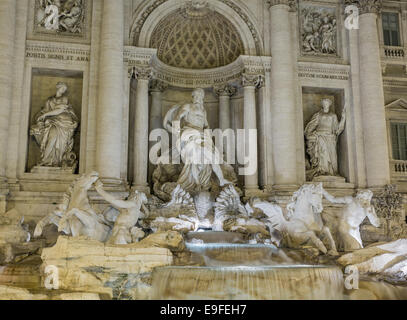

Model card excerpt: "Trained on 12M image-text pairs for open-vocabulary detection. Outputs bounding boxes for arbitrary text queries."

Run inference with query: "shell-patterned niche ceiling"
[150,3,244,70]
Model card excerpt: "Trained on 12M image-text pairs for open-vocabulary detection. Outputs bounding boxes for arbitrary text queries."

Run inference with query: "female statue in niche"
[305,98,346,180]
[30,82,79,168]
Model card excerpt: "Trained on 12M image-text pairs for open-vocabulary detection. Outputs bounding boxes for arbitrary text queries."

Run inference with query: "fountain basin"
[151,265,344,300]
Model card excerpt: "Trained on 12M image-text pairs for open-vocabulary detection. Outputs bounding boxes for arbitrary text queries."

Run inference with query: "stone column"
[214,84,237,165]
[96,0,124,182]
[351,0,390,187]
[133,67,152,193]
[268,0,298,188]
[148,79,167,180]
[149,80,167,132]
[242,74,262,195]
[0,0,16,185]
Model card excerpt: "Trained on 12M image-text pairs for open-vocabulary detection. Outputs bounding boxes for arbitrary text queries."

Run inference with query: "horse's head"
[288,183,323,216]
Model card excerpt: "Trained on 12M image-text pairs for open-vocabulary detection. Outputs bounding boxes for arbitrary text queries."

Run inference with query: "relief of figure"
[161,88,231,194]
[95,181,149,245]
[301,6,337,55]
[322,189,380,251]
[30,82,79,169]
[305,98,346,180]
[37,0,83,33]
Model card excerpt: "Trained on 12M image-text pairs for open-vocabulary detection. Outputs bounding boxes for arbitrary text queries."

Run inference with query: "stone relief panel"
[27,69,83,174]
[300,3,338,56]
[34,0,87,38]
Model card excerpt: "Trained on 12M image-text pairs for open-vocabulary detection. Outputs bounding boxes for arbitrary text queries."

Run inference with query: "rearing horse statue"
[253,183,338,256]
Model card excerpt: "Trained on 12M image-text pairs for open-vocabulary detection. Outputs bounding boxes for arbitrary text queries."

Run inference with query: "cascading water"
[151,265,344,300]
[151,238,345,300]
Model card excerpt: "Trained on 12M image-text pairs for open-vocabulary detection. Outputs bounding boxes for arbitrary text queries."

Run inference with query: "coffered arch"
[130,0,263,57]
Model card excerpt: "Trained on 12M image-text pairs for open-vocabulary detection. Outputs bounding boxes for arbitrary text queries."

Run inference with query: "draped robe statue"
[162,88,230,194]
[305,98,346,180]
[30,82,79,168]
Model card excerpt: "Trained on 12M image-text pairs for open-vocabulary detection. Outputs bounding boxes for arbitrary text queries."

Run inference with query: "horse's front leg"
[299,231,327,255]
[322,226,339,256]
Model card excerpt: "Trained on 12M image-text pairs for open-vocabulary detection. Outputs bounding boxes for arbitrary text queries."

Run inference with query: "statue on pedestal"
[305,98,346,180]
[30,82,79,170]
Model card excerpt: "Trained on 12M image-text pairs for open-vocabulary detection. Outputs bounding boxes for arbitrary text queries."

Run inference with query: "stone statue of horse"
[253,183,338,256]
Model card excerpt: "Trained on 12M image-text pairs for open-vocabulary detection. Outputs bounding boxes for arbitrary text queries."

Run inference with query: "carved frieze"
[300,3,338,56]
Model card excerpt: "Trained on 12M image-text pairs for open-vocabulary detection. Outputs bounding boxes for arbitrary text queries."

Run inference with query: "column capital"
[149,79,168,93]
[131,66,152,81]
[214,84,237,97]
[242,74,264,89]
[344,0,382,15]
[266,0,297,11]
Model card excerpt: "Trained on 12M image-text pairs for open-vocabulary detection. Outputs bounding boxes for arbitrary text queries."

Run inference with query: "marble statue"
[161,88,231,194]
[252,184,339,255]
[305,98,346,180]
[37,0,83,34]
[323,189,380,251]
[95,181,148,245]
[55,172,112,242]
[30,82,79,169]
[301,6,337,55]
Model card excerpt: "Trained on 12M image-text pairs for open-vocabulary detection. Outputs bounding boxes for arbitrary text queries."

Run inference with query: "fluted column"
[133,67,152,193]
[348,0,390,187]
[0,0,16,184]
[268,0,298,188]
[242,74,262,195]
[96,0,124,181]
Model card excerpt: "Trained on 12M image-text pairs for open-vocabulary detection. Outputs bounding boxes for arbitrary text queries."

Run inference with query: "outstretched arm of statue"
[322,189,351,204]
[366,206,381,228]
[95,180,132,209]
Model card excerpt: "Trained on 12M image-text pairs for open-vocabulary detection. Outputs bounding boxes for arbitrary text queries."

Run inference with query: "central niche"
[150,3,244,70]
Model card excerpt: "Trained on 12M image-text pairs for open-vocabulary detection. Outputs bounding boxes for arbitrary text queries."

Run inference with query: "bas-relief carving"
[30,82,79,171]
[35,0,84,35]
[304,98,346,181]
[300,4,338,56]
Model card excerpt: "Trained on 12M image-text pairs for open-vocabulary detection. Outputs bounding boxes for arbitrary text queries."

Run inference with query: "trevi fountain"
[0,0,407,301]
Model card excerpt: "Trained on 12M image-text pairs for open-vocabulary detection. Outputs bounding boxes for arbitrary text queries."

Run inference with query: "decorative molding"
[344,0,382,15]
[385,98,407,111]
[25,40,90,64]
[242,73,264,88]
[383,78,407,88]
[298,63,350,81]
[266,0,297,11]
[149,79,168,92]
[214,84,237,97]
[132,0,262,54]
[133,67,153,81]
